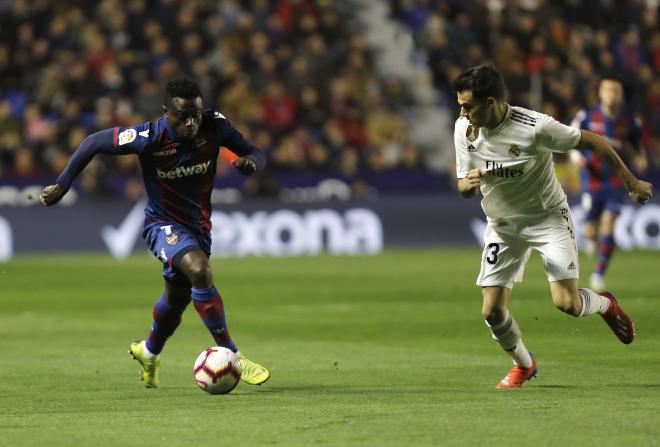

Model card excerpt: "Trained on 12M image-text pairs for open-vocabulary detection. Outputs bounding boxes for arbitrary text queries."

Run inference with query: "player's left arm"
[211,111,266,175]
[577,129,653,204]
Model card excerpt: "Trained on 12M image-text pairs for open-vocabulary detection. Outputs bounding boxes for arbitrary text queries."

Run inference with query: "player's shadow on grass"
[533,385,580,389]
[607,383,660,389]
[534,384,660,389]
[236,384,469,395]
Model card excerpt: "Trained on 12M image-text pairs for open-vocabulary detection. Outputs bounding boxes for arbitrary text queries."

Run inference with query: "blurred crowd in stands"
[0,0,423,199]
[391,0,660,172]
[0,0,658,199]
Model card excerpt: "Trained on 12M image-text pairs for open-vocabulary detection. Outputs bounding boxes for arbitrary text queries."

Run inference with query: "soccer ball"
[193,347,242,395]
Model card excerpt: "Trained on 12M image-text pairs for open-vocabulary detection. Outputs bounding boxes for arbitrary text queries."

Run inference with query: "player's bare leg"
[482,286,537,388]
[179,250,270,385]
[549,278,635,343]
[583,219,598,258]
[549,279,582,316]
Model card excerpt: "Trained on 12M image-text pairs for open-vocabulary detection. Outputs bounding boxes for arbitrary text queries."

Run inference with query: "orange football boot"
[600,291,636,344]
[496,353,537,389]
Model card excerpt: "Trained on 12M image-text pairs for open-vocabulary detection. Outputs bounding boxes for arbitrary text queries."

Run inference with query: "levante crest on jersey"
[508,144,521,158]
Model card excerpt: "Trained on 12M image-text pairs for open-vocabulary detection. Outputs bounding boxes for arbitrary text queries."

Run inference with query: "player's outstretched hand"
[628,179,653,204]
[40,184,66,206]
[234,157,257,175]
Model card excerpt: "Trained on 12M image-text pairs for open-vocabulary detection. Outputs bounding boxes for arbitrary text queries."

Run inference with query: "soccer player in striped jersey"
[40,78,270,388]
[453,65,652,389]
[569,75,648,292]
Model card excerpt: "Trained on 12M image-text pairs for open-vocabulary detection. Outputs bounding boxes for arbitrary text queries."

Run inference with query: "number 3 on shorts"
[486,243,500,265]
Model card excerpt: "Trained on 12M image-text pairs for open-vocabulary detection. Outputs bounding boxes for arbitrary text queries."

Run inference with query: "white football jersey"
[454,105,581,221]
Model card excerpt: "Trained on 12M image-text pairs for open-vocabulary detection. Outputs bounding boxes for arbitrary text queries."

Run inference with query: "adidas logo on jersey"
[467,144,477,152]
[157,160,211,179]
[567,261,576,270]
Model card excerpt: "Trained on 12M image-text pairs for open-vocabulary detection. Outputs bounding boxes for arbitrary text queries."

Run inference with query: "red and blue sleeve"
[629,118,642,153]
[56,126,146,190]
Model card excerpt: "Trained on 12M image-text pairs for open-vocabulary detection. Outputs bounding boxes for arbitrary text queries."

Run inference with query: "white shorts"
[477,202,579,288]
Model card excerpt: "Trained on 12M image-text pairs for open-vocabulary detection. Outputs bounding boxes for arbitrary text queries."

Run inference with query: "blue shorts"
[581,189,626,222]
[143,222,211,285]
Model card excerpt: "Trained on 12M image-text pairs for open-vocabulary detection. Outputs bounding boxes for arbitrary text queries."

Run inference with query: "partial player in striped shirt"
[569,75,648,292]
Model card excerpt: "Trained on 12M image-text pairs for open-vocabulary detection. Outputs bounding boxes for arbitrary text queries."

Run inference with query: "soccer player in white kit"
[453,65,653,389]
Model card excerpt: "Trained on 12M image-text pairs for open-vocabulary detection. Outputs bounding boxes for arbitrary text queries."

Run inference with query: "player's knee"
[599,222,615,236]
[179,251,214,287]
[584,225,597,240]
[189,265,213,287]
[184,260,213,287]
[482,306,507,324]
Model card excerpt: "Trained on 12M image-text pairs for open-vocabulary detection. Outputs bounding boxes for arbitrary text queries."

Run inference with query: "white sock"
[486,312,533,368]
[142,342,158,359]
[510,341,533,368]
[578,288,611,316]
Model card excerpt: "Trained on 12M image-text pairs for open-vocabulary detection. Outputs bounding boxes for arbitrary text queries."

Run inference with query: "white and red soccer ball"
[193,347,242,395]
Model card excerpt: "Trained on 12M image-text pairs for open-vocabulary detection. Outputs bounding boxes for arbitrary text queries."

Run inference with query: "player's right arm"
[577,129,653,204]
[40,126,147,206]
[535,113,653,204]
[568,109,587,168]
[454,117,481,199]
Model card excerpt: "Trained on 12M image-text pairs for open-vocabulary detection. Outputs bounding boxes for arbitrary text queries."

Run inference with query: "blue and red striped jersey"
[57,109,266,233]
[571,105,641,192]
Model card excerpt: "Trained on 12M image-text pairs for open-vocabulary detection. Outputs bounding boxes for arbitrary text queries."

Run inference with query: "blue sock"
[596,235,615,276]
[191,287,237,352]
[145,293,189,355]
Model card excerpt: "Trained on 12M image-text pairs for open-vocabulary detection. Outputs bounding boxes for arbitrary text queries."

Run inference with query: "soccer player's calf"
[132,223,269,387]
[179,250,238,352]
[141,224,238,357]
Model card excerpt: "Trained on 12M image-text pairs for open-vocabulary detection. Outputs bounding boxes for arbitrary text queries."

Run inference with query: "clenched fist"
[233,157,257,175]
[466,168,485,188]
[40,184,66,206]
[628,179,653,205]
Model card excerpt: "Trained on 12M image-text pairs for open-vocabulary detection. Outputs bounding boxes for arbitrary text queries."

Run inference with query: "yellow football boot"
[129,341,160,388]
[237,353,270,385]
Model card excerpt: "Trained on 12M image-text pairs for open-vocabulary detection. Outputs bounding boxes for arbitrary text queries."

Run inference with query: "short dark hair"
[453,65,506,102]
[164,77,202,104]
[598,72,625,88]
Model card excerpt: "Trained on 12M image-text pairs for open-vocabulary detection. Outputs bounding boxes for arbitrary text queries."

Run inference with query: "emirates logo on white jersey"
[485,160,524,178]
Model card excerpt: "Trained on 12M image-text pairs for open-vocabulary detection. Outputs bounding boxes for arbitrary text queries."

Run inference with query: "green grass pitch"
[1,249,659,446]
